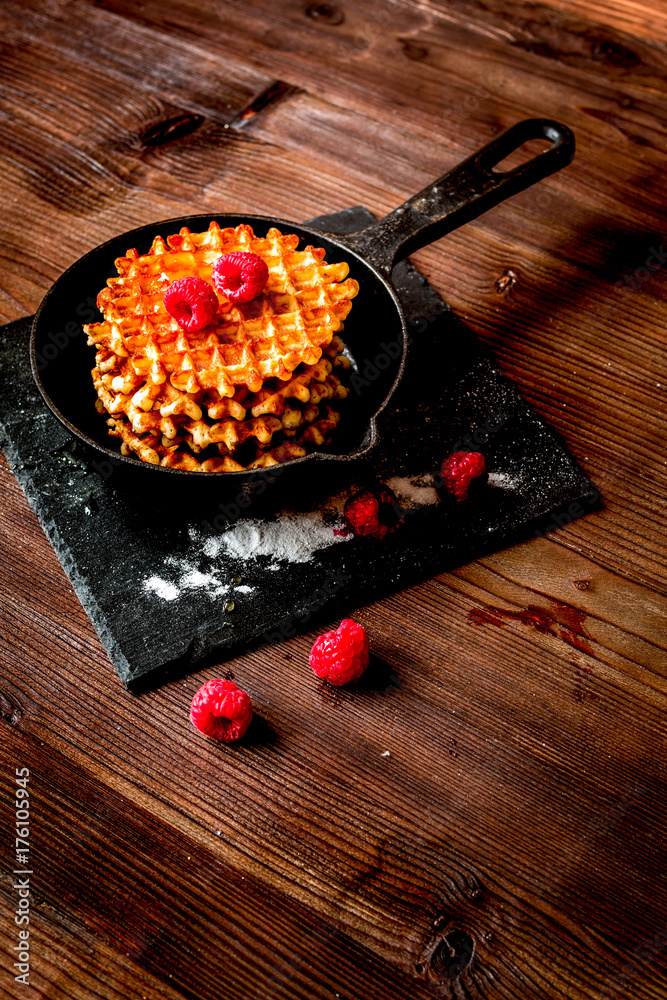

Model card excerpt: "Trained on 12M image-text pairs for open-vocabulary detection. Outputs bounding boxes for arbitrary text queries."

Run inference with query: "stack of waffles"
[84,222,359,472]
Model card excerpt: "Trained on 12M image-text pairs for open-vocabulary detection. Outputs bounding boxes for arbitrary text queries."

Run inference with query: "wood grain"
[1,1,666,998]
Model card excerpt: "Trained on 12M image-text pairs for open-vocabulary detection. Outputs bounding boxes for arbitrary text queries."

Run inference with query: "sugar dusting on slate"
[143,512,349,601]
[138,472,521,604]
[386,475,439,508]
[143,558,251,603]
[387,471,519,503]
[144,576,180,602]
[180,568,229,597]
[487,471,520,489]
[204,511,351,566]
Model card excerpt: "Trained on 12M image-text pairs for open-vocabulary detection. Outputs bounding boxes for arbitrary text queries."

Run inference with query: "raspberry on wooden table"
[163,276,219,333]
[212,251,269,303]
[309,619,370,686]
[190,679,253,742]
[440,451,487,501]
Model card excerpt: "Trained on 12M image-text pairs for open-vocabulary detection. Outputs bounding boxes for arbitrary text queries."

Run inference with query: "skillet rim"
[29,211,408,479]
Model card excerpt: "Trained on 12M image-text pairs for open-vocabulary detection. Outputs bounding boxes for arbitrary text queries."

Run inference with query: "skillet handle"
[334,119,575,276]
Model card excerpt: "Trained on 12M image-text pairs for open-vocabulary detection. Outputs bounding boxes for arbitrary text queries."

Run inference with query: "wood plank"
[0,0,271,122]
[1,1,667,996]
[392,0,667,60]
[452,537,667,682]
[0,894,187,1000]
[2,448,667,997]
[0,740,439,1000]
[78,0,667,188]
[492,0,667,44]
[85,0,667,95]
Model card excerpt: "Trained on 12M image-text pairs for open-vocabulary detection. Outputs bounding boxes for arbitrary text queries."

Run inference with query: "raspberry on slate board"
[440,451,487,501]
[343,487,405,540]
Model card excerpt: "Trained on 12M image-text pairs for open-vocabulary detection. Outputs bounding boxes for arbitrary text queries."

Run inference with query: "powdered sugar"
[143,576,179,601]
[487,471,520,489]
[386,475,439,508]
[180,568,230,598]
[142,467,521,604]
[205,511,351,566]
[143,557,251,602]
[143,511,347,600]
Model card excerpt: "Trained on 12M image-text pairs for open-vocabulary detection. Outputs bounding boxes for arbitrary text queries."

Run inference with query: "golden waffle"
[284,404,341,446]
[107,403,342,472]
[85,222,359,397]
[106,406,284,459]
[107,417,162,466]
[182,413,283,453]
[92,337,349,426]
[182,443,308,474]
[161,407,341,472]
[159,398,326,457]
[91,336,350,453]
[246,338,351,418]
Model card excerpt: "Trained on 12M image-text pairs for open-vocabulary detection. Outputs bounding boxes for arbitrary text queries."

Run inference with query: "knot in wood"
[305,3,345,25]
[430,928,475,980]
[495,269,517,294]
[0,690,23,727]
[401,39,428,61]
[141,113,204,148]
[591,37,640,68]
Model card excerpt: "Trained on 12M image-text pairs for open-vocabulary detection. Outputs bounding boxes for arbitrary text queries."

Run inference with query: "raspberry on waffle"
[85,222,358,398]
[87,223,356,472]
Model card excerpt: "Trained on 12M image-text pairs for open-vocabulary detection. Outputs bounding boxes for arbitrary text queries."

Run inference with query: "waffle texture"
[85,222,358,395]
[85,223,357,471]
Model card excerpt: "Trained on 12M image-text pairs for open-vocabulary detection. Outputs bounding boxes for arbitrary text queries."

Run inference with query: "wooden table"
[1,2,666,997]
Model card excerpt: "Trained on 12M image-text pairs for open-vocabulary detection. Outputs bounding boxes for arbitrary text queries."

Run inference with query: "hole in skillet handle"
[489,137,554,174]
[476,118,575,180]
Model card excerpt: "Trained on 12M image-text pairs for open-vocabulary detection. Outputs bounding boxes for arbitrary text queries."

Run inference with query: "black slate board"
[0,207,598,688]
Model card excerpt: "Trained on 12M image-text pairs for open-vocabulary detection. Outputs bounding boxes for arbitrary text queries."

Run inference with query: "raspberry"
[309,619,370,686]
[343,486,405,540]
[440,451,487,501]
[211,251,269,304]
[190,679,253,742]
[163,276,218,333]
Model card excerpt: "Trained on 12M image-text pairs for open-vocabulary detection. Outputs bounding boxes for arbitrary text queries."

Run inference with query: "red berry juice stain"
[469,601,600,703]
[467,607,507,628]
[549,599,587,634]
[468,600,594,655]
[468,604,554,634]
[549,598,594,656]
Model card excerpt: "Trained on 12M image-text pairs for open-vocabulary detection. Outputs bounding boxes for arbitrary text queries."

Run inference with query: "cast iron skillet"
[31,118,574,483]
